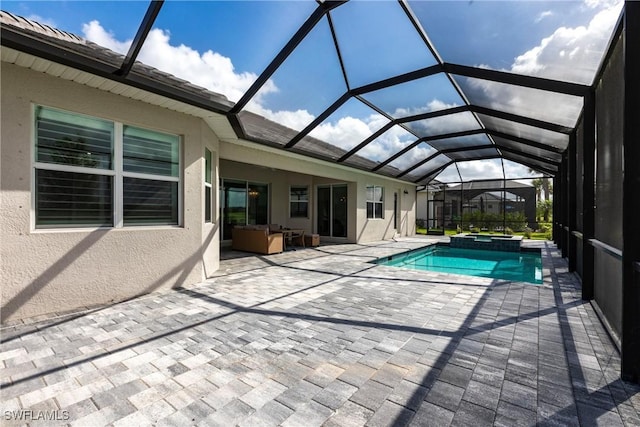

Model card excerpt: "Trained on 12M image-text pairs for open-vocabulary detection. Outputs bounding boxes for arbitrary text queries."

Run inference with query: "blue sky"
[3,0,623,181]
[411,1,604,70]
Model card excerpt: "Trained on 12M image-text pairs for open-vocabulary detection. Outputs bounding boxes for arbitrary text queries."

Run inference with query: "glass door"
[317,184,347,238]
[220,179,270,240]
[318,186,330,236]
[221,180,247,240]
[247,183,268,225]
[332,185,347,238]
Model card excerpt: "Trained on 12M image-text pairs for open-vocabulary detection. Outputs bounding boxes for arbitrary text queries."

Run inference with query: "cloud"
[363,128,426,166]
[79,20,475,171]
[535,11,553,23]
[432,164,459,183]
[461,0,621,131]
[82,21,272,104]
[584,0,620,9]
[83,20,130,54]
[457,159,504,181]
[251,105,316,133]
[304,99,475,170]
[434,157,542,183]
[391,98,459,118]
[305,112,387,153]
[503,160,541,178]
[77,0,620,183]
[511,1,622,83]
[387,142,437,171]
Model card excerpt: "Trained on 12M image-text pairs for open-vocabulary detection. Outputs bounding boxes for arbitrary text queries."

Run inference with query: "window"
[290,186,309,218]
[366,185,384,219]
[204,149,212,222]
[34,106,180,228]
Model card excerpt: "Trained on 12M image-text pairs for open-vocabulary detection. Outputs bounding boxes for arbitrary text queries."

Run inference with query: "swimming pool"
[376,244,542,284]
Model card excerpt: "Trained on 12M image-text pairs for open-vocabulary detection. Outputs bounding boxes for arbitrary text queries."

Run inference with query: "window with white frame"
[366,185,384,219]
[289,186,309,218]
[34,106,180,228]
[204,149,212,222]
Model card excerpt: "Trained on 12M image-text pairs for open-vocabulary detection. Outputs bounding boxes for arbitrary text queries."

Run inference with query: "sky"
[3,0,623,183]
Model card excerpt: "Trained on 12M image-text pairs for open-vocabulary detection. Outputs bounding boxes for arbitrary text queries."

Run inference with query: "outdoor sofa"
[231,225,284,255]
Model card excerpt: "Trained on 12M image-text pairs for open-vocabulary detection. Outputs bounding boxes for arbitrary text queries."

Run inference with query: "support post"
[443,185,447,234]
[582,90,596,300]
[502,179,506,233]
[553,176,560,244]
[460,184,464,232]
[568,132,577,271]
[561,158,568,258]
[622,0,640,383]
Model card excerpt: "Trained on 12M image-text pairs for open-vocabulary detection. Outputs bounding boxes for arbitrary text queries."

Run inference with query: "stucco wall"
[220,142,416,243]
[1,63,220,322]
[417,191,432,222]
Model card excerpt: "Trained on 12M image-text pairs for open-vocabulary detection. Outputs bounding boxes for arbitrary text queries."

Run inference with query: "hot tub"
[449,233,523,252]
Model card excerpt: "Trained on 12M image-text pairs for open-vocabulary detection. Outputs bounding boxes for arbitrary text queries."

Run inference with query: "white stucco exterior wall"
[417,190,433,222]
[1,58,418,323]
[219,141,416,243]
[1,63,220,322]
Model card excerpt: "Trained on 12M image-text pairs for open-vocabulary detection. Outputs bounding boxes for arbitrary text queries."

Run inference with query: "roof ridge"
[0,9,234,109]
[0,10,85,44]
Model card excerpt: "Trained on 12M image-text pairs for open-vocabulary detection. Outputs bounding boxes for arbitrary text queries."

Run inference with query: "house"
[417,181,537,231]
[1,2,639,382]
[0,11,415,322]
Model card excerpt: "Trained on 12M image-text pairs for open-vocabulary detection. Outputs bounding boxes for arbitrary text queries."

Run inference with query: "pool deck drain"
[1,237,638,426]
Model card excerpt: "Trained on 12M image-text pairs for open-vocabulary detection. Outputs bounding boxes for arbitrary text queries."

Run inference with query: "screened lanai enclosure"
[1,0,639,382]
[425,180,538,235]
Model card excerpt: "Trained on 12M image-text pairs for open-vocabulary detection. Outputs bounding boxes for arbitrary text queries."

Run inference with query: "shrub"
[536,224,550,233]
[523,227,533,239]
[504,227,513,235]
[416,218,425,228]
[471,227,481,233]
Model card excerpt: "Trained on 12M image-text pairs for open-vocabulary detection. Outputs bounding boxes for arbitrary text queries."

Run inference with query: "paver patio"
[1,237,639,426]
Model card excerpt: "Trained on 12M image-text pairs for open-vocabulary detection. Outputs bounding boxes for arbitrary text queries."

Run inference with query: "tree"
[529,171,553,221]
[541,177,552,202]
[537,199,553,222]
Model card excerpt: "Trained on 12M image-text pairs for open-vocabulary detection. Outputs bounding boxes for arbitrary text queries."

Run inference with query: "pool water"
[377,245,542,284]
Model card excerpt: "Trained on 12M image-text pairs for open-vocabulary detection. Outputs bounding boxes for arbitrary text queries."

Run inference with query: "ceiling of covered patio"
[1,0,623,185]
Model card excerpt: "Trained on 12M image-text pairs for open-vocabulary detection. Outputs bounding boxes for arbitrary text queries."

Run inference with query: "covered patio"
[1,238,638,426]
[2,0,640,424]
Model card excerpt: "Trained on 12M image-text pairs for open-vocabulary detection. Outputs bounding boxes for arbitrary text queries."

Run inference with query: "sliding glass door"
[317,184,347,238]
[248,183,268,225]
[220,179,269,240]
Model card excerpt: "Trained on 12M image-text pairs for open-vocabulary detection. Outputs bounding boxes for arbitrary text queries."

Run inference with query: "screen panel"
[477,113,570,150]
[427,133,492,151]
[409,0,622,85]
[453,75,584,128]
[403,112,481,138]
[360,74,464,119]
[330,1,438,87]
[492,136,562,163]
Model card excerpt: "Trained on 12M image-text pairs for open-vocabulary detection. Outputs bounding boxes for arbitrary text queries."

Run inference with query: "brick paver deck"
[1,237,639,426]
